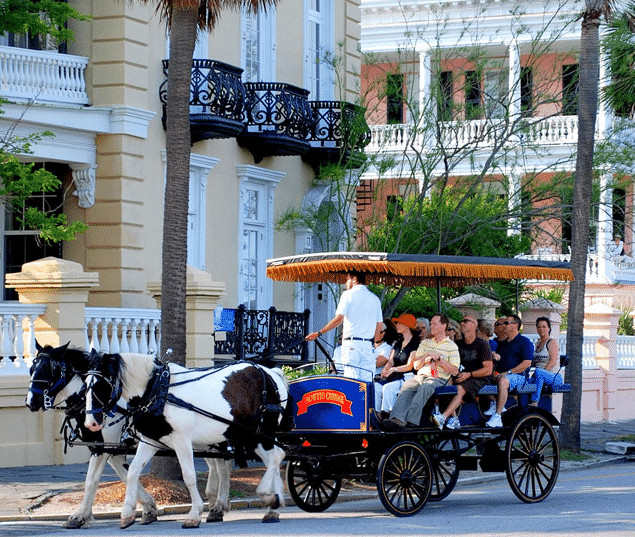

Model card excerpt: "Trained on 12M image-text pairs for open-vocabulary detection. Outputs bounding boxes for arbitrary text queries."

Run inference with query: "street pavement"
[0,419,633,522]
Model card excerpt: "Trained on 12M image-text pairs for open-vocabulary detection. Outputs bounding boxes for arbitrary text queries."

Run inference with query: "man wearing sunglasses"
[485,314,534,428]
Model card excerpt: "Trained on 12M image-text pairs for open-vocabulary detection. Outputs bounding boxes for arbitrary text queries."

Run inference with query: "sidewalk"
[1,419,633,523]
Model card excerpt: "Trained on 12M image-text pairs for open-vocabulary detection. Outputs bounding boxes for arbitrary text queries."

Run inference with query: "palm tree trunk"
[562,4,602,452]
[160,6,198,366]
[152,4,198,481]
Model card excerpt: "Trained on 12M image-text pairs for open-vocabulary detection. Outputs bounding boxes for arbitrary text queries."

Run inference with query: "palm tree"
[137,0,278,366]
[562,0,614,452]
[137,0,278,478]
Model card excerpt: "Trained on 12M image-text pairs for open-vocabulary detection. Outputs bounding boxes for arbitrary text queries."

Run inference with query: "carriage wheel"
[422,435,460,502]
[376,441,432,517]
[285,459,342,512]
[505,413,560,503]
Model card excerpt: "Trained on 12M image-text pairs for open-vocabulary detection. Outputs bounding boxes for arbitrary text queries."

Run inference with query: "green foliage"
[618,308,635,336]
[365,183,532,257]
[0,0,90,43]
[602,6,635,117]
[532,286,566,304]
[282,364,329,380]
[0,152,88,242]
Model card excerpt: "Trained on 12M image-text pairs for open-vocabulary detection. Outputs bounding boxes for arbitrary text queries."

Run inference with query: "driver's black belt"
[343,337,373,342]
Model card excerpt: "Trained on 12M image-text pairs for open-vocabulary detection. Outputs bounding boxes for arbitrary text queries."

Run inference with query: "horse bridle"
[29,355,74,410]
[84,369,122,419]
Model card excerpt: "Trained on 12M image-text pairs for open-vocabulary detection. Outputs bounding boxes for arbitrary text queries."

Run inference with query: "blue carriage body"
[288,375,374,432]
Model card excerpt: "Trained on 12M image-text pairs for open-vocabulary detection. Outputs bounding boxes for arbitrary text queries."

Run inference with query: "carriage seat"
[433,382,537,397]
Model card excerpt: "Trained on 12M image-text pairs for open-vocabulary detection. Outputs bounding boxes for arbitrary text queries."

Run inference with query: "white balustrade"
[616,335,635,369]
[0,45,89,105]
[85,308,161,356]
[367,115,580,156]
[0,303,46,374]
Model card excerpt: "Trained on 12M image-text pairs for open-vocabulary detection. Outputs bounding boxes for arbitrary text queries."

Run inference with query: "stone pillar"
[520,297,565,338]
[5,257,99,349]
[5,257,99,465]
[447,293,501,325]
[584,303,620,422]
[148,266,225,368]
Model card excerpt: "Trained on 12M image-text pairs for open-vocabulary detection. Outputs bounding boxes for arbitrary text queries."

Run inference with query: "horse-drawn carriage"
[268,252,574,517]
[26,252,573,526]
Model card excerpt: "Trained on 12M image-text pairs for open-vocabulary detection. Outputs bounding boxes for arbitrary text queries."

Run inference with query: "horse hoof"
[120,516,136,529]
[262,512,280,524]
[63,517,86,529]
[181,518,201,529]
[206,510,224,522]
[139,512,158,525]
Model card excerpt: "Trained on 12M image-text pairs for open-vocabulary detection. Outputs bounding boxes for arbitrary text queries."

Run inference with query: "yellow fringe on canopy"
[266,258,574,287]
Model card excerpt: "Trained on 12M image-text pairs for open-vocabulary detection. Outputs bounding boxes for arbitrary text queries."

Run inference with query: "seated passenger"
[375,314,419,417]
[373,320,398,374]
[485,314,534,428]
[381,313,460,430]
[431,315,493,429]
[416,317,430,340]
[529,316,563,405]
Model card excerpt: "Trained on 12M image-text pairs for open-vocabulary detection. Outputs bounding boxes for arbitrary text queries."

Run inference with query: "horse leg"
[120,443,158,529]
[172,438,205,528]
[63,454,108,528]
[205,458,232,522]
[107,454,158,525]
[254,444,286,523]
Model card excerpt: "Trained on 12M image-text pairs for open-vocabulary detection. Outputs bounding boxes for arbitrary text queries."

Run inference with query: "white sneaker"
[431,410,446,430]
[483,400,496,416]
[446,416,460,430]
[486,413,503,428]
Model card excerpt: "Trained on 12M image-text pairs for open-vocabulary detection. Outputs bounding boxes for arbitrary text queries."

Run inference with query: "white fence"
[0,45,89,105]
[85,307,161,355]
[366,115,579,154]
[0,303,46,374]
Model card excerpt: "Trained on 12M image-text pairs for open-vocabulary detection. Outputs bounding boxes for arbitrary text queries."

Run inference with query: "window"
[306,0,333,100]
[521,67,533,117]
[0,0,68,53]
[613,188,626,240]
[562,64,579,116]
[387,73,404,124]
[386,195,403,221]
[465,70,482,120]
[242,6,276,82]
[2,163,65,300]
[484,69,508,118]
[237,165,285,310]
[438,71,453,121]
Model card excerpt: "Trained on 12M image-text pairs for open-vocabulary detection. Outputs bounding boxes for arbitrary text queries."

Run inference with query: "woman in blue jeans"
[531,316,563,404]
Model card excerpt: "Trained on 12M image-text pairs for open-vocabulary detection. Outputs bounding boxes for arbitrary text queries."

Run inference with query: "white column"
[508,40,521,124]
[508,171,522,235]
[597,172,613,279]
[419,49,431,120]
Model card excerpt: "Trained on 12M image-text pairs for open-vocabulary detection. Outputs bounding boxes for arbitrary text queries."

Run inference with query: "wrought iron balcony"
[303,101,371,171]
[214,305,310,362]
[160,59,247,143]
[237,82,313,162]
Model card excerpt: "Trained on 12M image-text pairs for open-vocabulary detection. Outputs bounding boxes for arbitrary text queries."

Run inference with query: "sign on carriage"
[289,376,371,432]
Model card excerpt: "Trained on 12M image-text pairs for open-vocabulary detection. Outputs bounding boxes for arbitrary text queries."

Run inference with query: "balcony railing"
[160,59,247,143]
[85,307,161,355]
[214,305,310,362]
[366,115,580,154]
[0,45,89,106]
[237,82,313,162]
[303,101,371,170]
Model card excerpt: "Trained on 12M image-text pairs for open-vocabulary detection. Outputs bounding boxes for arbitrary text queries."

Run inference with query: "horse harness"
[90,360,287,450]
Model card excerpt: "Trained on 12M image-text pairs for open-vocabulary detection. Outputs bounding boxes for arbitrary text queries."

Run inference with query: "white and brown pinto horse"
[25,342,159,528]
[83,352,292,529]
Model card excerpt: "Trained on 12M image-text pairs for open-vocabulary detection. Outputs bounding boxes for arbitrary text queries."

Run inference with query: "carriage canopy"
[266,251,573,288]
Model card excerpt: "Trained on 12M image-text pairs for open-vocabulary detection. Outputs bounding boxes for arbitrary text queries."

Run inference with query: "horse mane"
[118,353,158,395]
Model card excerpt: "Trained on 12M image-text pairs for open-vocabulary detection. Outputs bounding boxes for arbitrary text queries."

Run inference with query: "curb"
[0,456,628,523]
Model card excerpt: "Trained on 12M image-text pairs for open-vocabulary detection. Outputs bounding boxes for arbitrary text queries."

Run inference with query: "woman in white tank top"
[530,317,564,404]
